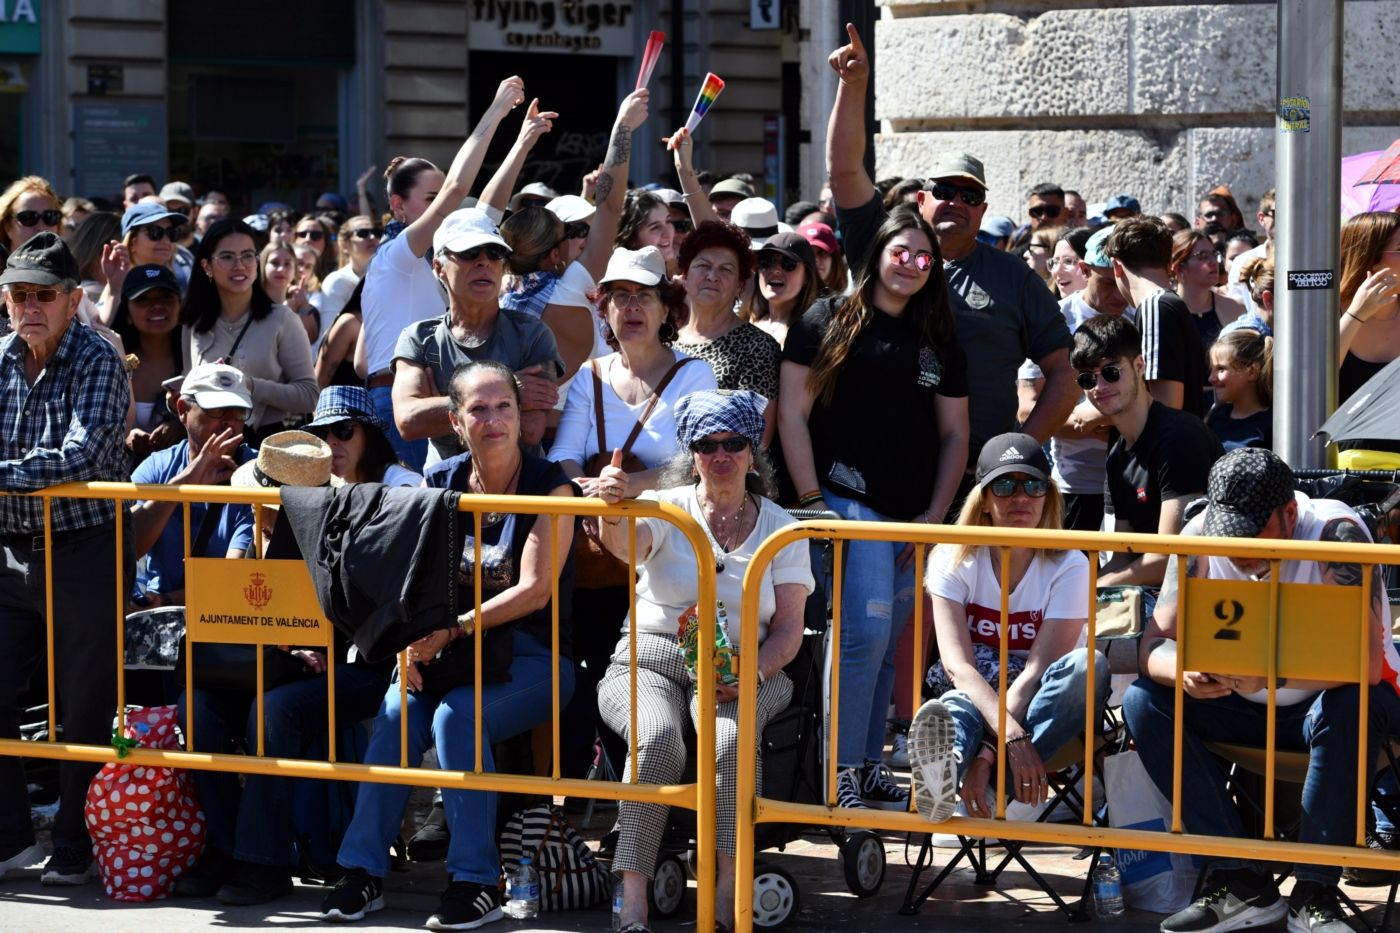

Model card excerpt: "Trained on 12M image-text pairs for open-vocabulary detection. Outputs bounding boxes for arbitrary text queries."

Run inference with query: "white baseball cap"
[546,194,596,224]
[600,246,667,287]
[180,362,253,412]
[432,208,511,255]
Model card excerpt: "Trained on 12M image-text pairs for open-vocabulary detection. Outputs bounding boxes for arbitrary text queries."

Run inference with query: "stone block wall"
[867,0,1400,220]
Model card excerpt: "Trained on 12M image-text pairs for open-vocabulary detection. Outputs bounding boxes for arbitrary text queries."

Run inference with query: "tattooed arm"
[1138,553,1233,698]
[574,89,649,281]
[1319,516,1389,686]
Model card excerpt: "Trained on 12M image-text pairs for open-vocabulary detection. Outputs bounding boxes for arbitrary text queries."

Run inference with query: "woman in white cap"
[592,388,813,933]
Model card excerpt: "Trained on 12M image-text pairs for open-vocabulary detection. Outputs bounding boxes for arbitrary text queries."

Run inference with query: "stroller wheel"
[841,830,886,897]
[649,855,688,918]
[752,863,800,929]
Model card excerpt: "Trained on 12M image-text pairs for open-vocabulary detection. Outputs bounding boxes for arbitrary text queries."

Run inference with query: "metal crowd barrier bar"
[1,480,720,933]
[734,519,1400,933]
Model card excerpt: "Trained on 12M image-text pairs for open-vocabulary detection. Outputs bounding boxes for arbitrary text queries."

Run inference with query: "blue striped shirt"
[0,321,131,533]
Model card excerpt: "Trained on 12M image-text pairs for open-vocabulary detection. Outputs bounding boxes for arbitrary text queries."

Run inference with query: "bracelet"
[1006,734,1031,746]
[1345,310,1365,322]
[798,492,824,508]
[459,609,476,638]
[681,190,703,199]
[757,668,767,686]
[601,516,623,527]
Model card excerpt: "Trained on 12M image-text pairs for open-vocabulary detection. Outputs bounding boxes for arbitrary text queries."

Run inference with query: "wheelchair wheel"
[649,854,688,918]
[840,830,886,897]
[752,863,800,929]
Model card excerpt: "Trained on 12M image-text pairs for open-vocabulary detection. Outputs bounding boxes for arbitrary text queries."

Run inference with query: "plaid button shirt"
[0,321,131,533]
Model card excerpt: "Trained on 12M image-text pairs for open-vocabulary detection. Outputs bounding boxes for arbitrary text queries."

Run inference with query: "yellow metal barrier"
[1,480,720,933]
[735,520,1400,933]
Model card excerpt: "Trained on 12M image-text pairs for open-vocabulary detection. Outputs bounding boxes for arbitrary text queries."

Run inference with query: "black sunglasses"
[925,182,986,208]
[690,436,750,455]
[310,421,357,442]
[757,253,800,273]
[296,228,326,242]
[351,227,383,240]
[1076,364,1124,390]
[1028,204,1062,220]
[670,218,694,235]
[139,223,184,242]
[449,244,510,263]
[563,221,590,240]
[989,477,1050,498]
[14,209,62,227]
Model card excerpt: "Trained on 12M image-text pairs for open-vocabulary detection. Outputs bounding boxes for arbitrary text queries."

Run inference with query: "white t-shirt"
[551,351,717,469]
[318,265,361,329]
[1226,241,1269,284]
[632,485,815,642]
[546,262,610,412]
[360,233,448,376]
[382,463,423,487]
[926,545,1090,660]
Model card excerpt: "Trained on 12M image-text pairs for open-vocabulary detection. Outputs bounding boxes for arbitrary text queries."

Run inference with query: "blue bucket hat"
[121,202,187,238]
[305,385,389,434]
[674,389,767,452]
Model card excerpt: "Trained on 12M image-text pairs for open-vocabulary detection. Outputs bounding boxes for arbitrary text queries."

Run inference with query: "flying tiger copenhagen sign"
[185,558,331,645]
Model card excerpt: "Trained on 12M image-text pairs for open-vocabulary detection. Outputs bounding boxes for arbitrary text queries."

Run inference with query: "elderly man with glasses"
[0,232,133,885]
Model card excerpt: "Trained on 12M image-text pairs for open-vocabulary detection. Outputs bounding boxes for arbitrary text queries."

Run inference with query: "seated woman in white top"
[592,388,814,933]
[916,433,1108,822]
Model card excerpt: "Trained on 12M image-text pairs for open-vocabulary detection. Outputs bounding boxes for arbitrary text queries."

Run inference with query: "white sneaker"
[890,732,910,770]
[908,700,957,823]
[0,843,45,879]
[929,800,969,847]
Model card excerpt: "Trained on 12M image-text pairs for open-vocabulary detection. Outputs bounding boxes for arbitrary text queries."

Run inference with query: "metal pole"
[1274,0,1341,469]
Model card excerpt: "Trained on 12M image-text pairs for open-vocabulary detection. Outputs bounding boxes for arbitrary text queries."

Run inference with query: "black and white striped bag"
[499,805,611,911]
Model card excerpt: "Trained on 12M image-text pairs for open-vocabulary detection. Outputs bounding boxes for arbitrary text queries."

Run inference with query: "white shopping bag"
[1104,750,1199,913]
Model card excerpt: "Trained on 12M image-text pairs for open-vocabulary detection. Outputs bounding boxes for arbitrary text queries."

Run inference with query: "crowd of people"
[1,19,1399,933]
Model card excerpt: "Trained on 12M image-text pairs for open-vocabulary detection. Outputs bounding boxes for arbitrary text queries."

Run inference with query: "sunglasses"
[165,205,192,217]
[14,209,62,228]
[1028,204,1062,220]
[669,218,694,235]
[1075,364,1124,390]
[989,477,1050,498]
[311,421,357,441]
[757,253,800,273]
[925,182,986,208]
[351,227,383,240]
[4,285,64,304]
[1199,209,1228,222]
[690,436,751,455]
[296,228,326,242]
[448,244,510,263]
[563,221,590,240]
[888,244,936,272]
[140,223,185,242]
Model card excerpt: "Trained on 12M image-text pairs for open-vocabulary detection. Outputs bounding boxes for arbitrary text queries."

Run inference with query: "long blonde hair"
[946,480,1065,567]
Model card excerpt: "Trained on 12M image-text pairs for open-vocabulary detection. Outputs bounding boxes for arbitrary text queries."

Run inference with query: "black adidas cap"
[976,432,1051,488]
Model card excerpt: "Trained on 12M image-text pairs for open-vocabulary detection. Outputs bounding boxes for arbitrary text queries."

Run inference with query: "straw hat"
[231,430,341,489]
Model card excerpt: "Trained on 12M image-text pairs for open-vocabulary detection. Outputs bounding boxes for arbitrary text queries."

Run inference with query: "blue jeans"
[178,661,389,865]
[942,647,1110,782]
[821,487,916,768]
[1123,678,1400,886]
[336,630,575,884]
[368,383,428,473]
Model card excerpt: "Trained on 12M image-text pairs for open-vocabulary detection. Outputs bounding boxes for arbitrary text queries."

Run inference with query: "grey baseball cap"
[1201,448,1295,539]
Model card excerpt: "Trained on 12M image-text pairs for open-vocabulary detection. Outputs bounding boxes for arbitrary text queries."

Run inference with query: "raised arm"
[404,76,526,258]
[667,128,719,227]
[478,99,559,215]
[575,90,651,280]
[826,23,877,210]
[355,164,378,220]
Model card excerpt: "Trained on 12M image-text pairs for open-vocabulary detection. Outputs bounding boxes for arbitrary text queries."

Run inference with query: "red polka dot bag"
[84,705,206,901]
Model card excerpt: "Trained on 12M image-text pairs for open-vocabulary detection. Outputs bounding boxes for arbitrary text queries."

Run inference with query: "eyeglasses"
[140,224,185,242]
[351,227,383,240]
[1259,209,1275,219]
[690,436,750,455]
[925,182,986,208]
[310,421,356,441]
[1028,204,1062,220]
[15,209,62,227]
[3,285,65,304]
[200,406,250,422]
[1075,364,1124,390]
[989,477,1049,498]
[757,253,800,273]
[669,218,694,235]
[608,289,660,308]
[887,244,936,272]
[563,221,590,240]
[1187,249,1218,264]
[295,228,326,242]
[214,250,259,267]
[447,244,510,263]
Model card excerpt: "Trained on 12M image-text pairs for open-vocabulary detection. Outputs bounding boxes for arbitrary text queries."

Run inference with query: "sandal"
[617,923,652,933]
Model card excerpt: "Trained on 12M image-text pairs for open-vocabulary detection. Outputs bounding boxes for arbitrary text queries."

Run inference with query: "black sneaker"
[173,847,234,898]
[834,767,868,810]
[1160,868,1286,932]
[39,845,93,886]
[216,860,294,906]
[408,803,450,862]
[1287,880,1351,933]
[426,880,502,931]
[1341,831,1398,887]
[0,842,44,880]
[319,867,384,922]
[860,760,910,811]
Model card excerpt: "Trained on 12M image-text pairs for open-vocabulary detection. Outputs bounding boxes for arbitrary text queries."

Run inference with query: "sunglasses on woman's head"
[14,209,62,227]
[563,221,590,240]
[1075,364,1124,390]
[296,228,325,242]
[757,253,800,273]
[140,223,184,242]
[351,227,382,240]
[887,244,936,272]
[690,436,750,455]
[311,421,356,442]
[924,182,986,208]
[449,244,510,263]
[989,477,1049,498]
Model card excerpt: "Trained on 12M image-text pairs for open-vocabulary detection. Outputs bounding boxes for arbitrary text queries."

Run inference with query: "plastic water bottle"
[1093,852,1126,919]
[505,856,540,919]
[611,874,625,931]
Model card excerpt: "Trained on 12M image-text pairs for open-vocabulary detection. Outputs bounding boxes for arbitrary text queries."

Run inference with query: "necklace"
[470,456,523,526]
[699,487,750,555]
